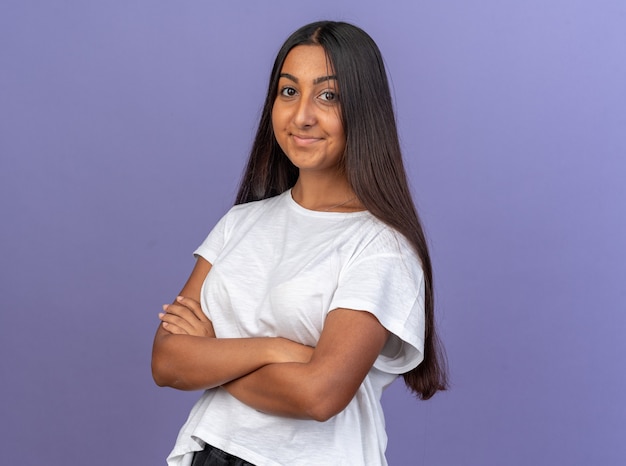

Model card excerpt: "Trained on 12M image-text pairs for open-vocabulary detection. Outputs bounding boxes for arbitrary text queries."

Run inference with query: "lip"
[291,134,323,146]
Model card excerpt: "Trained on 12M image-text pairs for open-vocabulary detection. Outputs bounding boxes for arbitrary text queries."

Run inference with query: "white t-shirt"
[167,190,425,466]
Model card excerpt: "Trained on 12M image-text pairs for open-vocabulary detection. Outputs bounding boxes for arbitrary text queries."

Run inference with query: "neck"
[291,170,362,212]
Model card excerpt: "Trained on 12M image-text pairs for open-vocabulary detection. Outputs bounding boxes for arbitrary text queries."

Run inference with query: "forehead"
[280,45,335,78]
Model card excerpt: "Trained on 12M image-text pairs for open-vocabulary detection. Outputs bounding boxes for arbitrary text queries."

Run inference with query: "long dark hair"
[236,21,447,399]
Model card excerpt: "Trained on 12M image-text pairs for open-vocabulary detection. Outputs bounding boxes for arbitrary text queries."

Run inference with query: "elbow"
[296,366,357,422]
[151,337,198,390]
[151,360,169,387]
[152,356,187,389]
[302,387,351,422]
[151,352,171,387]
[151,337,179,388]
[308,407,338,423]
[307,401,347,423]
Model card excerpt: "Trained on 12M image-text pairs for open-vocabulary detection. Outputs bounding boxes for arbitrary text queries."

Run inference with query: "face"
[272,45,346,175]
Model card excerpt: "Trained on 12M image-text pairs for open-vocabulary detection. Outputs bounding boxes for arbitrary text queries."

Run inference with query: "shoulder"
[220,192,288,227]
[229,192,286,215]
[334,214,423,281]
[347,215,416,259]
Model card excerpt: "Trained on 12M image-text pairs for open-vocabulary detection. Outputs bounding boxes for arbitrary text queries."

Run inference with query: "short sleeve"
[193,213,229,264]
[328,230,425,374]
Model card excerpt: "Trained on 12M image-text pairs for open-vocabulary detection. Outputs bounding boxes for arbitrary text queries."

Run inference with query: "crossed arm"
[151,257,389,421]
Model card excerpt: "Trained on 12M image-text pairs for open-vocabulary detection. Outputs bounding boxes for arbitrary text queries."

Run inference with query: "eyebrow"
[279,73,338,85]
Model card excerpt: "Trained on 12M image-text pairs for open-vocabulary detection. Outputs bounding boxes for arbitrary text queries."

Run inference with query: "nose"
[293,95,316,128]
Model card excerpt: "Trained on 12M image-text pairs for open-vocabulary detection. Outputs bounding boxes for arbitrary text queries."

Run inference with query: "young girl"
[152,20,447,466]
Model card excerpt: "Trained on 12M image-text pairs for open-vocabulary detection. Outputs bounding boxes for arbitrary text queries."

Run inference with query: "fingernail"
[176,296,184,302]
[158,313,165,319]
[162,304,168,311]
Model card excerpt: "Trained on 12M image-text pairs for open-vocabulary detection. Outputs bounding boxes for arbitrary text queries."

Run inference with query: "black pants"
[191,444,256,466]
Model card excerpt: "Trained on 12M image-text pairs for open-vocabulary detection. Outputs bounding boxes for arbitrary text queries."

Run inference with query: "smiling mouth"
[291,134,322,145]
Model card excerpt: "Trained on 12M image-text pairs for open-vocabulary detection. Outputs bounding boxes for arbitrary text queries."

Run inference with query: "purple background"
[1,1,625,465]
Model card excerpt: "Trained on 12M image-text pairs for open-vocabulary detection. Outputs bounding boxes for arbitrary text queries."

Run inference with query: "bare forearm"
[223,363,315,419]
[222,309,390,421]
[152,333,290,391]
[223,360,352,422]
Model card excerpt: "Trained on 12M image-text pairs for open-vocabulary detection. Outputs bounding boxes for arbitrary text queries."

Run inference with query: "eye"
[319,90,339,103]
[279,86,297,97]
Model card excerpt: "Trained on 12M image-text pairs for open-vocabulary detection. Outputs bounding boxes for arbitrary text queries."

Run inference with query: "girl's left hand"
[159,296,215,337]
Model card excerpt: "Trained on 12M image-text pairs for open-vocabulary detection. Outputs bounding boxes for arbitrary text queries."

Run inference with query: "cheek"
[271,108,286,139]
[271,99,287,126]
[324,109,345,141]
[271,109,288,152]
[331,119,346,144]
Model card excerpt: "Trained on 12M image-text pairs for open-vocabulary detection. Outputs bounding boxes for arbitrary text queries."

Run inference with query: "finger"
[163,303,200,323]
[161,305,214,338]
[160,310,196,334]
[176,296,208,322]
[163,302,213,337]
[159,318,188,335]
